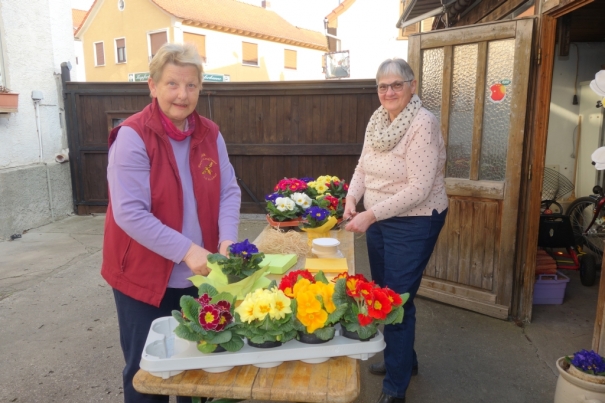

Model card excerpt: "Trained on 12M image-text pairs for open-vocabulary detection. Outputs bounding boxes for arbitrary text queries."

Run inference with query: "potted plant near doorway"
[554,349,605,402]
[0,86,18,113]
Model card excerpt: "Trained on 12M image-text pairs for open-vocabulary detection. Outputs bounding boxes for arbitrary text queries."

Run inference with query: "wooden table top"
[133,227,359,402]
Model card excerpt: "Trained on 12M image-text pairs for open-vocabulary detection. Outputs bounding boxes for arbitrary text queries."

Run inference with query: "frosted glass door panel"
[421,48,443,125]
[479,39,515,181]
[446,44,478,179]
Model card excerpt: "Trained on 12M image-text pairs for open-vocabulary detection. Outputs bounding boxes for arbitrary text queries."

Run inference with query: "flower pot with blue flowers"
[555,349,605,402]
[207,239,265,284]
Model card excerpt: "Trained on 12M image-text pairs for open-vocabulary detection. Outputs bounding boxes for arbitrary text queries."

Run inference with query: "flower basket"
[265,214,303,228]
[0,92,18,113]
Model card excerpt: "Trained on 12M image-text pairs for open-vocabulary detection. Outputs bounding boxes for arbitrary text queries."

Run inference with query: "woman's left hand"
[345,210,376,233]
[219,240,234,257]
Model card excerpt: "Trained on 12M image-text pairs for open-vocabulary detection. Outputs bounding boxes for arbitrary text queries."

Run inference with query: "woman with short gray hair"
[344,58,448,403]
[102,43,240,403]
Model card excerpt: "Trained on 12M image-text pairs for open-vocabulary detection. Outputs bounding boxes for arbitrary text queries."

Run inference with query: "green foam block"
[264,254,297,274]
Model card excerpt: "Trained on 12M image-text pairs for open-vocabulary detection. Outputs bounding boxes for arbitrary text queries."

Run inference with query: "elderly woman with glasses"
[102,43,240,403]
[344,58,448,403]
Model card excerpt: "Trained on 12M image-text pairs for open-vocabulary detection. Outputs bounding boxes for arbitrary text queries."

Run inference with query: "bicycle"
[564,186,605,285]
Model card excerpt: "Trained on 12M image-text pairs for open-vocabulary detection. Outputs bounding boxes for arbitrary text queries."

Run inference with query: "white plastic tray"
[140,316,386,379]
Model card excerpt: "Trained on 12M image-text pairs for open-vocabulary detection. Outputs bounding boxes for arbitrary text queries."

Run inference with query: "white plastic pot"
[555,357,605,403]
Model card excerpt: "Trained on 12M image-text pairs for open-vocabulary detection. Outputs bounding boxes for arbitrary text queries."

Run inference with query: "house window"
[242,42,258,66]
[115,38,126,63]
[183,32,206,63]
[284,49,297,70]
[94,41,105,66]
[149,31,168,60]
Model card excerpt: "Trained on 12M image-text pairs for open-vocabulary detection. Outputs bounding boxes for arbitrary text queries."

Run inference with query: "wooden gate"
[63,80,381,215]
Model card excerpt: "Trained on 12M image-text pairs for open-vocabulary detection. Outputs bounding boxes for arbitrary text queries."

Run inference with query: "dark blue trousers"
[113,287,199,403]
[367,209,447,399]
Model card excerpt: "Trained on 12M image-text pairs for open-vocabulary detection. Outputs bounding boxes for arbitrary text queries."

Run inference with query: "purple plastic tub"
[533,271,570,305]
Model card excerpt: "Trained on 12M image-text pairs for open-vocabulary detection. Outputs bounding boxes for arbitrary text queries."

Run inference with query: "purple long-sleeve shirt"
[107,126,241,288]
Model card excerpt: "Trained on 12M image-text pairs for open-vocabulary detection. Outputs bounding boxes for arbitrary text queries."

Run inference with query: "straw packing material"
[256,228,308,256]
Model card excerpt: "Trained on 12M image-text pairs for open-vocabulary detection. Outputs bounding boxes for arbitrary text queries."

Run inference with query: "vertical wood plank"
[446,198,460,283]
[470,41,487,181]
[482,201,499,291]
[441,45,453,149]
[435,212,449,281]
[470,201,486,288]
[457,200,474,286]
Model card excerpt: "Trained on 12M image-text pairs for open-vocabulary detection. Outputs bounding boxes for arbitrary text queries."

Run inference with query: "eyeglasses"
[377,80,412,94]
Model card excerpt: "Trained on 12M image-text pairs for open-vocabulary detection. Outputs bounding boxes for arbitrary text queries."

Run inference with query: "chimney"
[262,0,271,9]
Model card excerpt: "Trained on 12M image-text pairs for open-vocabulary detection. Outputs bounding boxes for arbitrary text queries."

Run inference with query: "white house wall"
[335,0,408,79]
[0,0,76,239]
[545,42,605,197]
[181,25,325,81]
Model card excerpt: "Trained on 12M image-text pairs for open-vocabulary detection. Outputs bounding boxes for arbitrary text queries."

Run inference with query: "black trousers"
[113,287,200,403]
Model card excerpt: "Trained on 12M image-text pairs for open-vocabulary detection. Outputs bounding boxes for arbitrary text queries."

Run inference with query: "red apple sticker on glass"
[489,79,511,103]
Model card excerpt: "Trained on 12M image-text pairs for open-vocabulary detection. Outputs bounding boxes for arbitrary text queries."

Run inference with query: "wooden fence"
[63,79,381,215]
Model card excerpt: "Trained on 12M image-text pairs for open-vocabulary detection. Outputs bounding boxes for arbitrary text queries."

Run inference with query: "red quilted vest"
[102,99,221,307]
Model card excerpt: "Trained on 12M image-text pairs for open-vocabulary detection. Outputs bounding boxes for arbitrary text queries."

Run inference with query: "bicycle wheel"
[566,196,605,257]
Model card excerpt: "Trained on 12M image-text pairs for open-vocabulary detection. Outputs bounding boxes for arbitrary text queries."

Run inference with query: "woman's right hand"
[183,243,211,276]
[343,196,357,220]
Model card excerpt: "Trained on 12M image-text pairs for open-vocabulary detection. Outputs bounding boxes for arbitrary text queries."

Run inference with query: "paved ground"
[0,215,598,403]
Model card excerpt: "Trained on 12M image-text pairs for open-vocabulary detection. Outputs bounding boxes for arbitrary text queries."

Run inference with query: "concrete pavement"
[0,215,597,402]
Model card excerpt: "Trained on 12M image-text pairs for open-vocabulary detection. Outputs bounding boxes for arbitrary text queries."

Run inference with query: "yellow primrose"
[310,282,336,314]
[315,183,328,194]
[297,309,328,334]
[252,293,273,320]
[292,278,312,298]
[235,298,256,324]
[270,290,292,320]
[296,290,322,315]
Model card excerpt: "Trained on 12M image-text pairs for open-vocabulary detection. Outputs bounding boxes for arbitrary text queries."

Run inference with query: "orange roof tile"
[151,0,328,51]
[325,0,356,24]
[72,8,88,34]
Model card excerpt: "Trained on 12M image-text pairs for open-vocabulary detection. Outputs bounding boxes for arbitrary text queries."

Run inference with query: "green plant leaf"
[207,253,228,264]
[180,295,201,322]
[222,335,244,352]
[174,323,203,341]
[197,341,218,354]
[199,283,219,298]
[357,325,377,340]
[207,330,232,345]
[172,310,186,325]
[384,306,404,325]
[401,292,410,305]
[314,326,335,340]
[333,279,349,305]
[314,271,329,284]
[327,304,348,324]
[211,292,234,305]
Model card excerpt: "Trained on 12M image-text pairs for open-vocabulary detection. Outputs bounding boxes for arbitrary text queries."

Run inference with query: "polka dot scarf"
[366,94,422,152]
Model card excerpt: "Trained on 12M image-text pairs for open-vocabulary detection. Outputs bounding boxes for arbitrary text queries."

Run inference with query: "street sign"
[203,73,230,82]
[128,72,230,82]
[128,72,150,82]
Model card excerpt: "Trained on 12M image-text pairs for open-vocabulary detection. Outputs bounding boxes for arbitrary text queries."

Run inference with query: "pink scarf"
[157,103,196,141]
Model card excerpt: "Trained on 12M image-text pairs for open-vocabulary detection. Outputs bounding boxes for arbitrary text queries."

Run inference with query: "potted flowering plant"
[278,269,348,343]
[332,273,409,341]
[265,176,349,226]
[555,349,605,402]
[300,206,338,246]
[171,284,244,353]
[207,239,265,284]
[234,286,297,347]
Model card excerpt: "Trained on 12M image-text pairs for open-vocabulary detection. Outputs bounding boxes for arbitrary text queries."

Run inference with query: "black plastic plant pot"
[341,327,376,342]
[247,339,283,348]
[297,330,332,344]
[212,344,226,353]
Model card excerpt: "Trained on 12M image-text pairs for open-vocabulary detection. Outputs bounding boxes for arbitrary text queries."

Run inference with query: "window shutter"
[284,49,297,69]
[95,42,105,65]
[116,38,125,49]
[242,42,258,65]
[401,22,420,38]
[421,17,434,32]
[150,31,168,57]
[183,33,206,62]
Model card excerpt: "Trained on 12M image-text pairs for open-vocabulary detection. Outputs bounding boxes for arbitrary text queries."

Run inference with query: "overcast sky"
[71,0,341,33]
